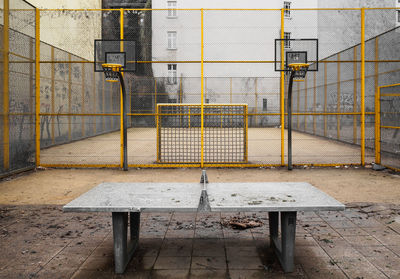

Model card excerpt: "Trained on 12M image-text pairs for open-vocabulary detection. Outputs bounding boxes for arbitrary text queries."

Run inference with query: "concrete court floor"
[39,128,375,166]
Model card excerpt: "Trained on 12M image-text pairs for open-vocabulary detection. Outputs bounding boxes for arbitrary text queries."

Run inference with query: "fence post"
[280,8,285,166]
[353,46,358,144]
[304,78,307,132]
[337,53,341,140]
[361,8,366,166]
[375,87,380,164]
[255,77,258,126]
[120,8,124,169]
[374,37,380,164]
[81,63,85,138]
[68,54,72,141]
[200,8,204,168]
[51,47,55,144]
[313,72,316,134]
[3,0,9,170]
[35,8,41,167]
[324,62,327,137]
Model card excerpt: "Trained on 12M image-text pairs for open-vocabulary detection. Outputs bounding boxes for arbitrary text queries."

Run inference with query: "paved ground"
[1,204,399,279]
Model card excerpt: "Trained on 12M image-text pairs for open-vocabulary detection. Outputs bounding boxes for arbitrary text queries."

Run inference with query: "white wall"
[152,0,317,112]
[24,0,102,60]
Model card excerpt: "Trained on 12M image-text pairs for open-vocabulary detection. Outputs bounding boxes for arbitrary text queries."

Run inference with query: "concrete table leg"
[268,211,297,273]
[281,211,297,272]
[112,212,140,274]
[269,212,279,248]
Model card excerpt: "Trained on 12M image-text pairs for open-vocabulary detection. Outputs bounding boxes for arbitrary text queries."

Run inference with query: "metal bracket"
[200,169,209,183]
[198,170,210,212]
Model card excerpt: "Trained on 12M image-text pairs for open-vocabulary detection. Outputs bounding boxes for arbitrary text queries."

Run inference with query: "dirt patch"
[0,167,399,205]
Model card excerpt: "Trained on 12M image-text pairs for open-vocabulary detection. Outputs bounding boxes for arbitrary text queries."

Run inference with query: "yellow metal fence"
[1,5,400,173]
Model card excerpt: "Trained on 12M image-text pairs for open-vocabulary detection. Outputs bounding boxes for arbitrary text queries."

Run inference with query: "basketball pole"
[287,71,295,171]
[117,72,128,171]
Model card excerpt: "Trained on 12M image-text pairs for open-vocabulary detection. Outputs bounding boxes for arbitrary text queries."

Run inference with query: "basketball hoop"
[288,63,309,81]
[102,63,122,82]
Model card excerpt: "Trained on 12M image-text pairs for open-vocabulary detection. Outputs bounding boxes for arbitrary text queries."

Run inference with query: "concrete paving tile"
[195,228,223,239]
[59,244,96,258]
[44,253,88,270]
[226,246,259,257]
[336,257,387,279]
[165,228,195,238]
[228,270,272,279]
[388,246,400,257]
[294,245,330,258]
[171,212,197,222]
[189,269,228,279]
[343,235,382,246]
[192,239,225,257]
[350,217,386,228]
[71,269,114,279]
[36,266,76,279]
[327,219,358,229]
[224,239,255,247]
[296,256,340,270]
[303,267,347,279]
[223,229,253,239]
[159,239,192,257]
[361,248,400,273]
[318,239,364,259]
[151,269,190,279]
[153,256,191,269]
[355,245,396,258]
[126,256,157,271]
[227,256,264,270]
[113,270,151,279]
[364,228,400,246]
[79,256,114,272]
[334,227,369,236]
[295,235,319,246]
[191,256,227,270]
[0,267,41,279]
[318,211,348,221]
[90,246,114,258]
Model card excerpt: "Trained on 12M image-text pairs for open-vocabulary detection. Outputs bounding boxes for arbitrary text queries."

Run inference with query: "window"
[284,2,291,17]
[205,99,209,104]
[167,1,177,17]
[284,32,291,48]
[167,31,177,49]
[168,64,177,84]
[263,99,268,111]
[398,10,400,23]
[168,98,177,103]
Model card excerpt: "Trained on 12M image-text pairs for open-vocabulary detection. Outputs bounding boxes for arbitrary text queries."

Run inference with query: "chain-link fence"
[1,7,400,173]
[1,0,36,176]
[378,83,400,171]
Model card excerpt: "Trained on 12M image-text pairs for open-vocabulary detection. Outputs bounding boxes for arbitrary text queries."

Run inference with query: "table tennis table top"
[63,182,344,213]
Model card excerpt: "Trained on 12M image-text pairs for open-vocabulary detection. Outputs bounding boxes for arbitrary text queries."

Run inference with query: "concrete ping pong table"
[64,172,344,273]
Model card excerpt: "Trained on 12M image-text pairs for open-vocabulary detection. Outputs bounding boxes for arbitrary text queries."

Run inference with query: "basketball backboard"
[274,39,318,72]
[94,39,136,72]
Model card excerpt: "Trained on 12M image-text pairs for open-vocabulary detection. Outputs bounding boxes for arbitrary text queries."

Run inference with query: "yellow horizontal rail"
[380,93,400,97]
[381,126,400,129]
[40,113,119,116]
[40,164,120,168]
[40,163,363,169]
[382,165,400,172]
[379,83,400,89]
[37,8,400,11]
[37,59,400,64]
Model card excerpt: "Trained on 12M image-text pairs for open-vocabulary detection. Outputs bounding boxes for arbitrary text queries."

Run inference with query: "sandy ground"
[0,167,399,205]
[40,128,375,166]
